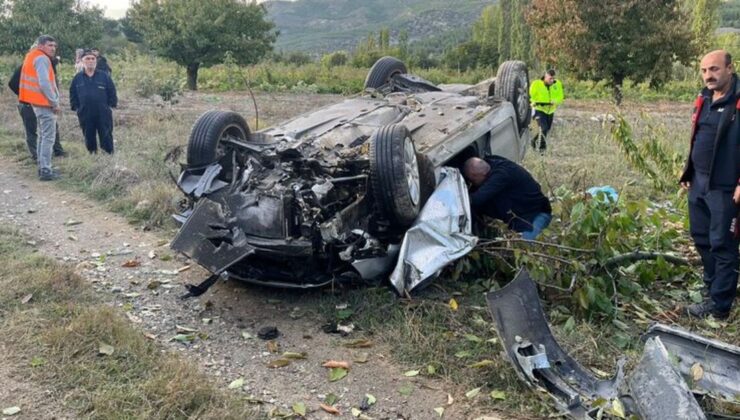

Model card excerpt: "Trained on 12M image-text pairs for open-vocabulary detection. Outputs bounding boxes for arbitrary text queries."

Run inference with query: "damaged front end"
[486,270,738,419]
[171,101,418,288]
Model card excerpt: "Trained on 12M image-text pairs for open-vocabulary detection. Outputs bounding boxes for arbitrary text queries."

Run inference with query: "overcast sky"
[89,0,272,19]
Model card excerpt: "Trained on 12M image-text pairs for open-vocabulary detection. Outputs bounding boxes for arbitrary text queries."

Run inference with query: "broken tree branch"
[480,247,575,266]
[602,252,689,269]
[477,238,595,253]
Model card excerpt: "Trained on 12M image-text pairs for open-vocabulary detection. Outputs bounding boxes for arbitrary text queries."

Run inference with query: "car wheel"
[370,124,423,228]
[187,110,249,179]
[494,60,531,134]
[364,56,408,90]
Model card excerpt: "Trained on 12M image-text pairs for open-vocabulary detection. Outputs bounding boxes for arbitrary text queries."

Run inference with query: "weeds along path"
[0,157,488,419]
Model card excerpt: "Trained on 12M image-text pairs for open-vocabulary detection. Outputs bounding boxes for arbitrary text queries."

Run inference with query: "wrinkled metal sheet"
[389,167,477,294]
[170,198,256,273]
[643,323,740,401]
[626,337,707,420]
[485,269,624,419]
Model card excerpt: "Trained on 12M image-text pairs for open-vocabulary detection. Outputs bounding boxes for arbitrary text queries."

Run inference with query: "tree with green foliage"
[0,0,104,60]
[692,0,720,52]
[471,5,500,69]
[528,0,698,105]
[128,0,276,90]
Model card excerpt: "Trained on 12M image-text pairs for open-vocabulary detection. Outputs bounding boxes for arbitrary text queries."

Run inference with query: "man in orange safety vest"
[19,35,61,181]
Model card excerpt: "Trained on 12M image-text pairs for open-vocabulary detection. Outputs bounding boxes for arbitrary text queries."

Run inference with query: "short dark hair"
[546,69,556,77]
[725,52,733,66]
[37,35,56,45]
[81,49,97,58]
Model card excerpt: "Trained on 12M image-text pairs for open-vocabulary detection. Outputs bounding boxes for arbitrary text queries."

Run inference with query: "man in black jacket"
[7,59,65,161]
[463,156,552,239]
[680,50,740,320]
[70,49,117,153]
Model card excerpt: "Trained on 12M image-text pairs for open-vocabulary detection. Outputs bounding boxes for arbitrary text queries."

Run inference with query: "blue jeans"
[521,212,552,240]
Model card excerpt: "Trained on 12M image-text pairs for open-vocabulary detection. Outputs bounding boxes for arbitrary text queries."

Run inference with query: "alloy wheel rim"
[403,136,420,206]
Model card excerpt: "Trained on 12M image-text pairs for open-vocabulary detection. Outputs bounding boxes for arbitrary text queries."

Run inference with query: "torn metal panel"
[389,167,477,293]
[170,198,255,273]
[485,269,624,419]
[178,164,228,198]
[643,323,740,401]
[626,337,707,420]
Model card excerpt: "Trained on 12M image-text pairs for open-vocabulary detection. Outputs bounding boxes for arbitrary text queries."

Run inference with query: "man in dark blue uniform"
[463,156,552,240]
[69,49,117,154]
[680,50,740,320]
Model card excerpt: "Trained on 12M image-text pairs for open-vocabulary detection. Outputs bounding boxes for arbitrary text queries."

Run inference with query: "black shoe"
[530,136,537,149]
[39,169,60,181]
[54,150,67,157]
[686,300,730,320]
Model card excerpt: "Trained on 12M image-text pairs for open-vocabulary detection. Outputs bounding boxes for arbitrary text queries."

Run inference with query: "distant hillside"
[264,0,492,54]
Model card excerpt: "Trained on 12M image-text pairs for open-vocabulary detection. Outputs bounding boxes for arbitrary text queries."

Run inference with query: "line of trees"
[0,0,733,99]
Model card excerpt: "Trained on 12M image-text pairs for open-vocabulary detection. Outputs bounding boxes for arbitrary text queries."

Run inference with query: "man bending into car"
[463,156,552,240]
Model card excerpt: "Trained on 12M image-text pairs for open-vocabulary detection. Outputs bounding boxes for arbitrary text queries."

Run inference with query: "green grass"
[0,226,262,419]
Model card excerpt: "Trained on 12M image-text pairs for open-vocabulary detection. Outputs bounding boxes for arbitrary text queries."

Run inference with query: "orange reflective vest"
[19,49,55,107]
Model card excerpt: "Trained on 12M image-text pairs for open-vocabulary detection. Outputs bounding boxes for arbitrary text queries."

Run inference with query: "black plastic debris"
[257,326,280,340]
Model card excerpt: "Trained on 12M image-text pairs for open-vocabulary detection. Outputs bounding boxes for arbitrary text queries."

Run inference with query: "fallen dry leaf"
[449,298,459,311]
[343,339,373,348]
[319,403,340,415]
[266,340,279,353]
[176,325,197,333]
[690,362,704,382]
[282,351,307,359]
[268,359,291,368]
[143,332,157,340]
[121,259,140,268]
[20,294,33,304]
[322,360,351,369]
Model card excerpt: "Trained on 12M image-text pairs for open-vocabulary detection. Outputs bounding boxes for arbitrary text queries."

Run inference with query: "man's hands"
[52,105,61,115]
[680,181,691,191]
[734,184,740,205]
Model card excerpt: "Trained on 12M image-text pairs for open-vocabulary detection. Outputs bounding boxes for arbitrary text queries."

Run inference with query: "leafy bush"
[460,186,692,320]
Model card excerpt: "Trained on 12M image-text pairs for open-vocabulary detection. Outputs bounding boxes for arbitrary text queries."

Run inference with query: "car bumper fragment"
[487,269,737,419]
[643,323,740,401]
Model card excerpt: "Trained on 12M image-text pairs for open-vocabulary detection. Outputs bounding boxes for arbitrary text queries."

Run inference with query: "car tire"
[364,56,408,90]
[370,124,423,228]
[187,110,250,178]
[494,60,531,134]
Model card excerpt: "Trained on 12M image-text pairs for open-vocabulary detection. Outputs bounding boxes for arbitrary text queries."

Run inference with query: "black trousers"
[533,110,554,149]
[78,108,114,154]
[17,102,64,159]
[688,173,739,313]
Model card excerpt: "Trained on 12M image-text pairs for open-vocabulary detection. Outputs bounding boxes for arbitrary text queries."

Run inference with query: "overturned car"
[171,57,531,290]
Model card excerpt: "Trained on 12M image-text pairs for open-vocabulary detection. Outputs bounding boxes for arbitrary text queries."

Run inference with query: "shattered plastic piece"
[257,326,280,340]
[486,269,624,418]
[643,323,740,401]
[487,270,738,420]
[625,337,706,420]
[390,167,477,293]
[585,186,618,203]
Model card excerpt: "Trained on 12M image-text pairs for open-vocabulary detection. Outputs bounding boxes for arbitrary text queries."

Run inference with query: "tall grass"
[0,226,262,419]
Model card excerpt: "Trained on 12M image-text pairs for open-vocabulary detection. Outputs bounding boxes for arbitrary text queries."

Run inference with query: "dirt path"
[0,157,497,419]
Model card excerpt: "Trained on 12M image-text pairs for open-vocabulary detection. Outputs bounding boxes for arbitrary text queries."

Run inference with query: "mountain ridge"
[264,0,493,54]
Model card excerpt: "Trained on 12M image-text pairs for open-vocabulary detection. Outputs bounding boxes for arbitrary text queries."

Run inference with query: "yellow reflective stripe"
[20,74,38,83]
[19,82,42,93]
